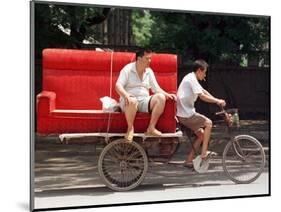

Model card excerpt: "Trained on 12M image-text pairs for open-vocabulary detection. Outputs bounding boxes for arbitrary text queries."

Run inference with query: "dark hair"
[136,48,152,59]
[193,59,209,72]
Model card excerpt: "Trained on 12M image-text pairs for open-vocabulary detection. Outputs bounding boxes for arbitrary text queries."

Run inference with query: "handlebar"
[215,106,239,127]
[215,111,226,116]
[215,107,238,116]
[215,105,226,116]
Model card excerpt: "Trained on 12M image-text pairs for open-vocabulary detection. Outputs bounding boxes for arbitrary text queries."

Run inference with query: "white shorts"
[120,96,152,113]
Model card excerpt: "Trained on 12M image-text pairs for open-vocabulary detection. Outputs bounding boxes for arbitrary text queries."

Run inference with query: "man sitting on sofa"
[115,49,176,141]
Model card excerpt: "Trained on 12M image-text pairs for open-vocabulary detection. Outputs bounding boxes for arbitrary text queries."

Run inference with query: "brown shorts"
[177,113,209,133]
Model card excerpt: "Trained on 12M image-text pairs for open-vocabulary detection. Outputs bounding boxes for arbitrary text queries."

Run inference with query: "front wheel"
[222,135,265,184]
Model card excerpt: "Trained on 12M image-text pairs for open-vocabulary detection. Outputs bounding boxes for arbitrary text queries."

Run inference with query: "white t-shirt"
[116,62,160,100]
[176,72,204,118]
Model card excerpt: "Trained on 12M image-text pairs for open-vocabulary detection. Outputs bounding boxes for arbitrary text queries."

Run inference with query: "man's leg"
[185,129,204,163]
[178,114,209,164]
[146,93,166,135]
[124,97,138,140]
[201,118,213,158]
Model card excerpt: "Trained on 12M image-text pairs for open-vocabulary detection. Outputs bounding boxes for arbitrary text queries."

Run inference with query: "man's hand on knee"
[125,95,137,107]
[164,93,177,101]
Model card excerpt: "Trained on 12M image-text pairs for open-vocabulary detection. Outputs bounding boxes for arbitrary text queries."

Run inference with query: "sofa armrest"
[37,91,56,116]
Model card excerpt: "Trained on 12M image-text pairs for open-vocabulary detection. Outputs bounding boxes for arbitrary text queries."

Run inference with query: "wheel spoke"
[127,149,142,160]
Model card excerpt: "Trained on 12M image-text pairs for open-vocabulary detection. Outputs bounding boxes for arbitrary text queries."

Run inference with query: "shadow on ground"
[34,120,269,194]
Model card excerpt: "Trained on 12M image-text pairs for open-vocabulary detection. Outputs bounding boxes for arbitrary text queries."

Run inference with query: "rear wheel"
[222,135,265,184]
[98,139,148,191]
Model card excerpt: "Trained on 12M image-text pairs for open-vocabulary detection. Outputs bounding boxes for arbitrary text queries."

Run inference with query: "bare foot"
[145,128,162,136]
[124,128,134,142]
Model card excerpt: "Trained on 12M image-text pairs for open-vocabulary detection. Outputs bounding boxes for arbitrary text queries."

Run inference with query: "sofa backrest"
[42,48,177,110]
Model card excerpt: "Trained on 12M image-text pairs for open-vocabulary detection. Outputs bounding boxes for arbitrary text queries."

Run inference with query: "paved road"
[35,173,269,209]
[33,120,269,210]
[34,157,269,209]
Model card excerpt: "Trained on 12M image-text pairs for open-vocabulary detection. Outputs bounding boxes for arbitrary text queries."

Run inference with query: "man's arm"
[199,92,219,104]
[203,89,216,99]
[115,83,136,106]
[115,66,135,106]
[199,90,226,106]
[149,70,177,100]
[153,86,176,101]
[115,83,130,99]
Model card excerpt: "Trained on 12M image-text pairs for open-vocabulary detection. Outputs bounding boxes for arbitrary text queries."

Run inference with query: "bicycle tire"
[222,135,265,184]
[98,139,148,191]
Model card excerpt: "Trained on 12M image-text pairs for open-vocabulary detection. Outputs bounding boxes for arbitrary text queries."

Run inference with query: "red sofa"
[37,48,177,134]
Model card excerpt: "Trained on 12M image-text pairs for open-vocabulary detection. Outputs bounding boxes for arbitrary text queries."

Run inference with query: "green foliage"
[35,3,108,54]
[132,10,154,47]
[35,2,269,66]
[131,10,269,65]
